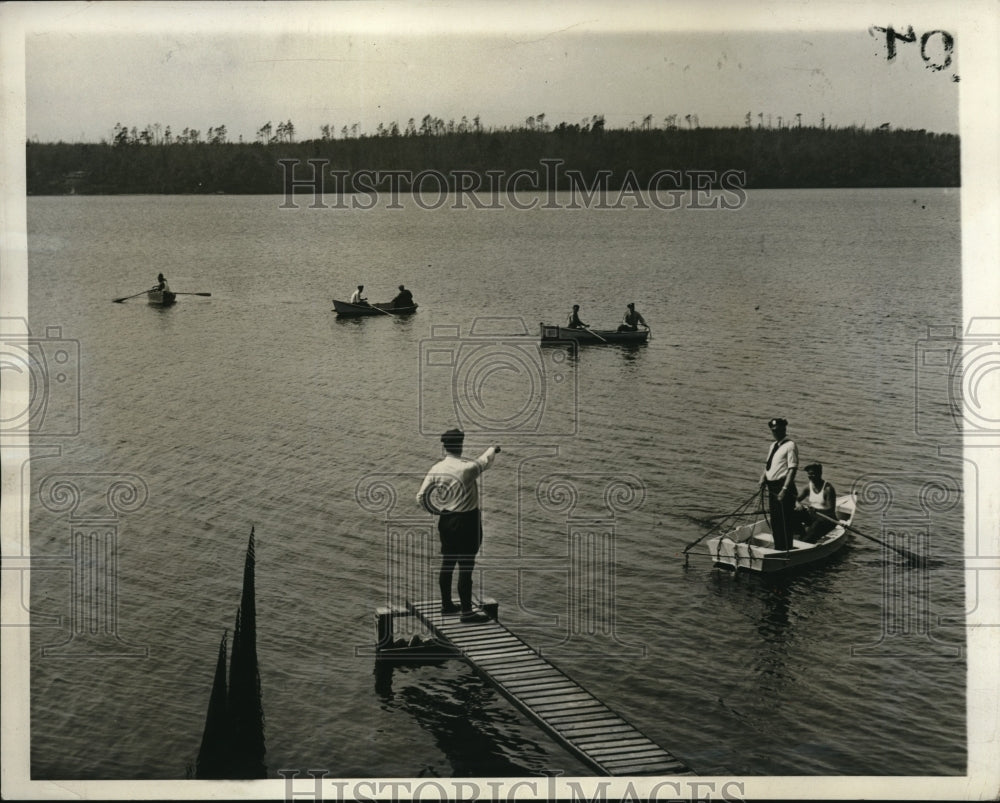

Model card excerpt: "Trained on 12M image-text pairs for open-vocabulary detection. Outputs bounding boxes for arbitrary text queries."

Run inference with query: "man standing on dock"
[417,429,500,623]
[759,417,799,550]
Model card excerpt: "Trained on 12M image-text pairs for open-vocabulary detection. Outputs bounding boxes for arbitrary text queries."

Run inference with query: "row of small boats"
[333,300,650,346]
[136,288,847,575]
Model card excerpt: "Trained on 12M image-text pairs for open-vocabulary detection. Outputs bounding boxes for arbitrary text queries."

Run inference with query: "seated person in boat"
[391,284,414,309]
[153,273,170,292]
[350,284,369,305]
[794,463,837,542]
[617,302,647,332]
[567,304,587,329]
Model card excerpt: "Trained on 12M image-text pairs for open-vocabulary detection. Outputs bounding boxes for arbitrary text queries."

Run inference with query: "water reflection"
[376,671,550,777]
[705,554,849,692]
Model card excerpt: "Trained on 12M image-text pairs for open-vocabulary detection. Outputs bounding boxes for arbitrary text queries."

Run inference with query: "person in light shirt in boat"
[567,304,588,329]
[758,417,800,550]
[153,272,170,292]
[616,302,647,332]
[794,463,837,543]
[350,284,369,305]
[417,429,501,624]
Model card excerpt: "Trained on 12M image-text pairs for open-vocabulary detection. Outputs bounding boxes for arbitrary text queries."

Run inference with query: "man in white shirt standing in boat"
[759,417,800,551]
[417,429,500,624]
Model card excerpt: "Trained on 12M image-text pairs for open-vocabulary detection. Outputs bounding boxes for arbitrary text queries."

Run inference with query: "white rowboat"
[706,495,856,573]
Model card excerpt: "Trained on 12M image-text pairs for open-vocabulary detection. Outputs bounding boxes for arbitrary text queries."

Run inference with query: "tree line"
[26,123,959,195]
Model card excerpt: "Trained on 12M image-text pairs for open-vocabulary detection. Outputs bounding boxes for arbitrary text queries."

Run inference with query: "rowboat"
[332,299,418,317]
[539,323,649,344]
[147,289,176,306]
[706,495,856,573]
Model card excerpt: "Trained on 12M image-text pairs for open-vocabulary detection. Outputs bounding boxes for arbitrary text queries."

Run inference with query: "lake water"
[21,187,966,781]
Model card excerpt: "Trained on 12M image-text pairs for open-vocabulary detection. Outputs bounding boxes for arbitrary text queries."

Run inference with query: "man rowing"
[616,302,647,333]
[567,304,588,329]
[795,463,837,543]
[350,284,369,305]
[391,284,414,309]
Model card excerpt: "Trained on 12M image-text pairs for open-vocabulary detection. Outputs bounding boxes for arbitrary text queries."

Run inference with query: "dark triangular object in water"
[195,631,234,779]
[228,527,267,778]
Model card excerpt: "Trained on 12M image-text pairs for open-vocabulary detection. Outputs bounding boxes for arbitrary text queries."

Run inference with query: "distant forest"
[25,116,959,195]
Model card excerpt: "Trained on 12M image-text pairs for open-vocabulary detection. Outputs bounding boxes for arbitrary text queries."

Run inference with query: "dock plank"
[406,599,692,776]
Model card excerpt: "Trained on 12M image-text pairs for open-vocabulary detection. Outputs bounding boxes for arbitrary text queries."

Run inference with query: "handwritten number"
[873,25,955,77]
[872,25,916,61]
[920,30,954,71]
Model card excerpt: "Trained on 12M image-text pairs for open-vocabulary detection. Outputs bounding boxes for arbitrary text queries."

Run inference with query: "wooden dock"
[397,598,694,776]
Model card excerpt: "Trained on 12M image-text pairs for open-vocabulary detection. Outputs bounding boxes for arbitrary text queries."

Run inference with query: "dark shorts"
[438,509,482,556]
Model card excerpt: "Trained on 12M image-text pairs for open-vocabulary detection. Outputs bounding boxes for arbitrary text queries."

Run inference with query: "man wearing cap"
[758,418,800,550]
[417,429,501,623]
[795,463,837,542]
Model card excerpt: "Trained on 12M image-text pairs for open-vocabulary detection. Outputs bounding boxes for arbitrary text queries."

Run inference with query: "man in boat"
[758,417,800,550]
[795,463,837,543]
[616,302,647,333]
[417,429,501,624]
[154,273,170,292]
[350,284,369,305]
[567,304,588,329]
[391,284,414,309]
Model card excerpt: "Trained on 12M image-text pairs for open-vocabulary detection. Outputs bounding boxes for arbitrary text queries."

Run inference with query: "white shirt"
[350,288,366,303]
[763,438,798,481]
[417,447,499,514]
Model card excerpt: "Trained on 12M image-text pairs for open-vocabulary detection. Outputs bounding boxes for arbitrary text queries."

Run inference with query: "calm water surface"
[25,188,964,779]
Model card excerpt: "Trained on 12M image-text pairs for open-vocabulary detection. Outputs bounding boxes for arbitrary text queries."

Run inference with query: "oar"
[338,298,394,316]
[112,290,149,303]
[584,326,609,343]
[173,292,212,297]
[682,489,761,564]
[812,510,925,566]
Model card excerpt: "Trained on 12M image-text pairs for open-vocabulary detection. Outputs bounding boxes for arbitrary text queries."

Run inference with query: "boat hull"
[706,495,856,573]
[147,290,176,306]
[333,299,418,317]
[539,323,649,344]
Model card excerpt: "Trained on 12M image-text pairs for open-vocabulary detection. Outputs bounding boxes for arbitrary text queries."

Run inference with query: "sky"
[15,1,965,144]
